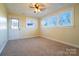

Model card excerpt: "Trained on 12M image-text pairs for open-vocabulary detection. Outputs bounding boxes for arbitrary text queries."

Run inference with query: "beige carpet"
[0,37,79,56]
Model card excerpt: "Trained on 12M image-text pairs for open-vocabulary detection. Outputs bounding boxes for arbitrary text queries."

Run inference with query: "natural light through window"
[59,11,72,27]
[41,16,57,28]
[11,19,19,29]
[26,20,36,29]
[41,11,73,28]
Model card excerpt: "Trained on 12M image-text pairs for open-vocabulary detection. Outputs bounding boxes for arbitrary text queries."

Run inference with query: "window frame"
[41,8,74,28]
[11,18,19,30]
[58,10,74,28]
[26,18,36,29]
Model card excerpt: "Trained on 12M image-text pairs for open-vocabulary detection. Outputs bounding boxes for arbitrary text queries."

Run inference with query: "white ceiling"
[5,3,73,18]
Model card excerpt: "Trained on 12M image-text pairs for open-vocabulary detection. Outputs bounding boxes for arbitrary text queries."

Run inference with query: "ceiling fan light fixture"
[34,8,41,13]
[29,3,45,13]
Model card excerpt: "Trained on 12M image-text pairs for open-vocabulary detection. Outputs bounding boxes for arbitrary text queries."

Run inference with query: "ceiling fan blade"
[29,3,36,8]
[29,5,35,8]
[40,8,46,11]
[39,4,45,7]
[29,3,46,13]
[39,6,45,9]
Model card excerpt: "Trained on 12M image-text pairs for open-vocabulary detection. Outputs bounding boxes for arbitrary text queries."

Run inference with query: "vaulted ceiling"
[5,3,73,18]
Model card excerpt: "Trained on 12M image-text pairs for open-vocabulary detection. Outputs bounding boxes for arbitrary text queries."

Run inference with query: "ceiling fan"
[29,3,45,13]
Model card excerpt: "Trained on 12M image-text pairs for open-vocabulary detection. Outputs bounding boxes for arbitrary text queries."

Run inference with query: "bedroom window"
[58,11,73,27]
[41,16,57,28]
[49,16,57,27]
[11,19,19,29]
[41,10,73,28]
[26,20,35,28]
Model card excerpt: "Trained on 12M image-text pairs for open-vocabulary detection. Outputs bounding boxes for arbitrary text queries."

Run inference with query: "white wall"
[8,13,39,40]
[0,4,8,54]
[40,4,79,48]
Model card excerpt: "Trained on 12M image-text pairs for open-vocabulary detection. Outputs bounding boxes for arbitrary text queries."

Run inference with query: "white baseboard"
[9,36,39,40]
[0,40,8,54]
[41,35,79,48]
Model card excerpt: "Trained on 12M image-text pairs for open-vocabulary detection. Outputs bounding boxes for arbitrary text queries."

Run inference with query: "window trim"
[11,18,19,30]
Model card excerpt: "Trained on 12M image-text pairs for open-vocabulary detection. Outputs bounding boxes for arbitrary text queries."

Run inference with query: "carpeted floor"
[0,37,79,56]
